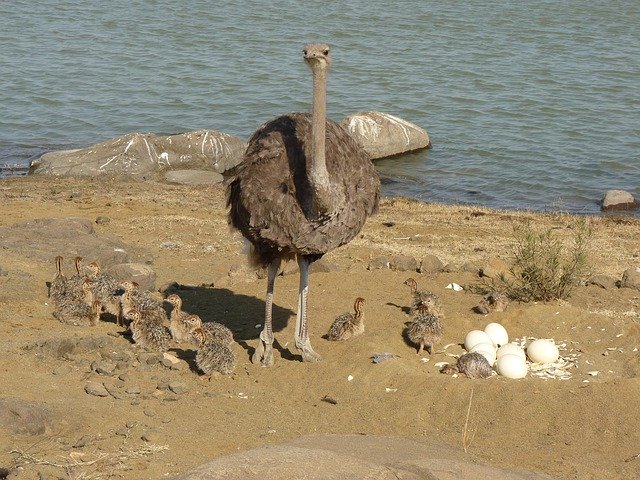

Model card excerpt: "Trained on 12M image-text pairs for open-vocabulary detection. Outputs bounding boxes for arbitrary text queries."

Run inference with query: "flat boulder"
[29,130,246,178]
[0,217,134,266]
[601,189,639,211]
[173,434,554,480]
[0,398,52,436]
[165,169,224,185]
[340,111,431,160]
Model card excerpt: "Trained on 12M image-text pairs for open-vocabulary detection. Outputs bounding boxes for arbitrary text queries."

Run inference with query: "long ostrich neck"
[308,64,339,215]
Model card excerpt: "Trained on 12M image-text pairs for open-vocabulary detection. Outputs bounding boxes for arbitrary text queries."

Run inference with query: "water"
[1,1,639,216]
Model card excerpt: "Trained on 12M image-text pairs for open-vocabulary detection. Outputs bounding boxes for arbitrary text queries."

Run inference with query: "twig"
[462,387,478,453]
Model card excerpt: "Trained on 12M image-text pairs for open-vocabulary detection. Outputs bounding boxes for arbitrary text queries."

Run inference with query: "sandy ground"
[0,175,639,480]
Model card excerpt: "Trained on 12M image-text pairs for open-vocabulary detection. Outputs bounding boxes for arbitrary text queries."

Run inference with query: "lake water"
[1,1,638,216]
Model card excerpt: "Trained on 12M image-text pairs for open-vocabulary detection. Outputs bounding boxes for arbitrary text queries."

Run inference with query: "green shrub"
[500,218,592,302]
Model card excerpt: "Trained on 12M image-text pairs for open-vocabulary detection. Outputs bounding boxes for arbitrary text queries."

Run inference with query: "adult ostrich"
[227,43,380,366]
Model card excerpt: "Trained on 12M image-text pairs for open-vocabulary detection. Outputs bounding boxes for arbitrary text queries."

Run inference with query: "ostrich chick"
[404,304,443,355]
[164,294,192,343]
[53,297,102,327]
[324,297,365,341]
[440,352,494,379]
[125,310,171,352]
[474,291,510,314]
[403,278,443,317]
[191,327,236,376]
[85,261,123,324]
[185,314,234,346]
[119,280,167,326]
[49,256,71,305]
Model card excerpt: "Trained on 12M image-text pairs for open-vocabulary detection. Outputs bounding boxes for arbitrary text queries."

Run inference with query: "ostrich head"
[303,43,331,70]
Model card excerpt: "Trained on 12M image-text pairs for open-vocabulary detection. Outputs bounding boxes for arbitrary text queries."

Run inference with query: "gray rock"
[389,255,418,272]
[92,360,117,375]
[168,382,189,395]
[601,189,639,211]
[165,169,224,185]
[125,385,142,395]
[367,256,392,270]
[340,111,431,160]
[620,267,640,290]
[84,381,110,397]
[105,262,157,292]
[30,130,246,177]
[0,217,135,266]
[419,255,445,274]
[0,398,51,436]
[173,434,555,480]
[95,216,111,225]
[586,275,617,289]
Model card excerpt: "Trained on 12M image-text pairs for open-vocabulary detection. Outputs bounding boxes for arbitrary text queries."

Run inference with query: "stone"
[84,381,110,397]
[141,429,161,443]
[95,216,111,225]
[367,256,392,270]
[0,398,51,436]
[0,217,134,266]
[389,255,418,272]
[586,275,617,290]
[601,189,639,211]
[340,111,431,160]
[168,382,189,395]
[164,169,224,185]
[92,360,117,375]
[419,255,445,274]
[620,267,640,290]
[174,434,554,480]
[29,130,246,177]
[105,262,157,292]
[480,257,512,280]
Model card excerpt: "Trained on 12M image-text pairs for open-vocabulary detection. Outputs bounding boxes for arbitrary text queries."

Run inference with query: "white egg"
[484,322,509,347]
[464,330,492,351]
[527,339,560,364]
[496,342,526,361]
[496,354,528,379]
[470,342,497,365]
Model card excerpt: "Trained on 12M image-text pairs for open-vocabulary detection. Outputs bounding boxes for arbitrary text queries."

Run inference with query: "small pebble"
[85,381,109,397]
[168,382,189,395]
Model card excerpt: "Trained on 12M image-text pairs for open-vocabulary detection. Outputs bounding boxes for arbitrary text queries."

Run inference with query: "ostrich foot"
[297,340,321,363]
[251,339,274,367]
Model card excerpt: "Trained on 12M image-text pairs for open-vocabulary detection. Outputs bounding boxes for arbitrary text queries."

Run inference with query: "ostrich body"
[404,304,443,355]
[325,297,366,341]
[474,291,509,314]
[403,278,443,316]
[440,352,494,379]
[119,280,167,326]
[191,327,236,376]
[227,43,379,366]
[185,314,234,347]
[125,309,171,351]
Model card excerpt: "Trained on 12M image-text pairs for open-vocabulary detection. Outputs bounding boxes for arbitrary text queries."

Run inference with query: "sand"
[0,175,639,479]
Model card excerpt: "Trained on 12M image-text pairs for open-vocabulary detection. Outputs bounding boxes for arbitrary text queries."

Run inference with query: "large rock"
[29,130,246,178]
[340,111,431,160]
[173,434,555,480]
[0,217,136,266]
[0,398,52,436]
[620,267,640,290]
[601,189,639,211]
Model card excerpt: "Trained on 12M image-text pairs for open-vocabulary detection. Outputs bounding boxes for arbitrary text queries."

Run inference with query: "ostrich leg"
[252,258,281,366]
[295,255,321,362]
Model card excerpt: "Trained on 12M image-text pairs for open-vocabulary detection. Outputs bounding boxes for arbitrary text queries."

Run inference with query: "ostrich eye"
[323,49,329,56]
[303,49,307,55]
